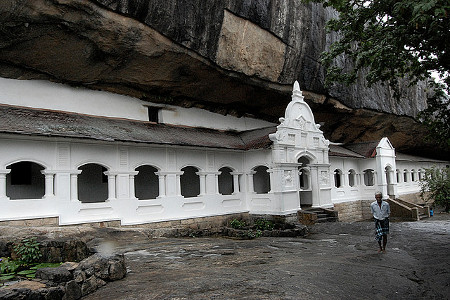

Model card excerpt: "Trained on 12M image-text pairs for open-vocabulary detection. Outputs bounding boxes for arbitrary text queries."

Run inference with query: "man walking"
[370,191,390,253]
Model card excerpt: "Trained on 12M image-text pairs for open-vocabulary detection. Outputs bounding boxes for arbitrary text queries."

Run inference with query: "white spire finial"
[292,81,304,101]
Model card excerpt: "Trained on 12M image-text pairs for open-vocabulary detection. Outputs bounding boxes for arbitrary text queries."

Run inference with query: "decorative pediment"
[377,137,394,150]
[279,81,321,132]
[295,116,307,130]
[269,82,330,165]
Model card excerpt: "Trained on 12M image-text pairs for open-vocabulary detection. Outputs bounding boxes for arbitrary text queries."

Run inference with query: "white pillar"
[70,170,82,201]
[214,173,220,194]
[104,172,116,200]
[0,169,11,201]
[176,173,182,196]
[231,172,241,194]
[41,171,55,198]
[129,171,138,199]
[247,171,256,194]
[155,172,166,197]
[197,172,207,196]
[310,166,320,206]
[267,169,274,193]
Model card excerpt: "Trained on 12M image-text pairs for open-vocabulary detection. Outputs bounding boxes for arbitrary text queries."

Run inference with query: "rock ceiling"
[0,0,446,159]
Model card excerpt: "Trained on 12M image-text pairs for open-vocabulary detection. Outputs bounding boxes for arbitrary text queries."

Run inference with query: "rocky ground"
[1,211,449,300]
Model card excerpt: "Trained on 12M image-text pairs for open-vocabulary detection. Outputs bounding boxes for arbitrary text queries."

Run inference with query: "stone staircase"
[388,198,430,221]
[298,207,338,225]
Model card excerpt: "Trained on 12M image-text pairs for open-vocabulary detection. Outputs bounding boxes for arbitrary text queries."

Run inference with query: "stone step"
[316,217,338,223]
[419,213,429,220]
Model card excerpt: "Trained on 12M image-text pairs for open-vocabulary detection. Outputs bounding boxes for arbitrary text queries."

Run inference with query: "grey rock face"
[0,0,443,157]
[0,0,426,116]
[94,0,427,115]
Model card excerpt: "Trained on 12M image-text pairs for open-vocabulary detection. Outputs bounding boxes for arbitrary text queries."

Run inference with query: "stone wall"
[334,200,373,222]
[0,213,250,238]
[398,192,426,205]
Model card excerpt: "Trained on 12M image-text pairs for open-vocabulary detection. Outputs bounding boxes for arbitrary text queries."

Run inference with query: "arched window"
[299,168,310,190]
[418,169,422,180]
[298,156,310,190]
[403,169,408,182]
[253,166,270,194]
[396,169,401,183]
[363,169,375,186]
[411,169,416,181]
[298,157,310,167]
[78,163,108,203]
[348,169,356,187]
[135,165,159,200]
[334,169,343,188]
[218,167,234,195]
[181,166,200,198]
[6,161,45,200]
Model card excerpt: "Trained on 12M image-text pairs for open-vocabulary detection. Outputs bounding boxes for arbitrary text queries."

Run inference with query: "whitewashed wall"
[0,78,274,131]
[0,135,291,225]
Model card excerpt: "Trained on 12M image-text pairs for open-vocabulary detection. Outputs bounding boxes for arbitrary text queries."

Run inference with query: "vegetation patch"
[1,237,62,284]
[224,218,305,239]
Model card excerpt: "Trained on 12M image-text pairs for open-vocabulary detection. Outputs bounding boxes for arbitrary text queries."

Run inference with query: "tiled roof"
[239,126,276,150]
[343,141,379,158]
[395,152,448,163]
[0,105,274,150]
[329,144,365,158]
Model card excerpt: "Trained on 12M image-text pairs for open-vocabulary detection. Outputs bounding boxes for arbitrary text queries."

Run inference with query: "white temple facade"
[0,78,447,225]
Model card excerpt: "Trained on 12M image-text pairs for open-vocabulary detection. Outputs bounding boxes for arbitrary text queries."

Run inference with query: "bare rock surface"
[0,0,445,158]
[85,215,448,299]
[2,213,444,299]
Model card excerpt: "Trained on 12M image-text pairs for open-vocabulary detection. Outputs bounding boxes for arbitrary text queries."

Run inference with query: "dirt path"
[78,213,450,300]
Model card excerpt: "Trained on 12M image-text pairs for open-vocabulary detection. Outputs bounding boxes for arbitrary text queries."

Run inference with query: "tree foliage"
[311,0,450,147]
[420,166,450,212]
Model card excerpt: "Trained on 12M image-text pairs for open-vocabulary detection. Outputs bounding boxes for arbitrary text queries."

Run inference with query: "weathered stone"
[63,280,82,300]
[0,280,48,300]
[108,256,127,281]
[60,262,79,272]
[43,287,65,300]
[216,10,286,81]
[73,270,86,283]
[36,266,73,283]
[81,276,106,296]
[0,240,12,257]
[39,239,90,263]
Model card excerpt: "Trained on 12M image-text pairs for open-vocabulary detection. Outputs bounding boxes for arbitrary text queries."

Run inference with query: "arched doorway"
[253,166,270,194]
[218,167,234,195]
[298,156,312,207]
[135,165,159,200]
[6,161,45,200]
[181,166,200,198]
[78,163,108,203]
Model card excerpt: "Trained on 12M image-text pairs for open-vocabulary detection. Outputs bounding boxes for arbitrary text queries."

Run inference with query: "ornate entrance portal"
[269,81,332,211]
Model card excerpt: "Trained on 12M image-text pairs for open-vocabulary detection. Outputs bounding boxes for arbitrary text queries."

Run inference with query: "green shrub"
[246,230,263,239]
[0,257,20,275]
[253,219,274,231]
[1,256,62,283]
[13,237,42,265]
[230,219,247,229]
[420,167,450,212]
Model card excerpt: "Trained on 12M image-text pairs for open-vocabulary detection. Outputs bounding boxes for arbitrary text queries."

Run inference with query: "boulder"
[36,266,73,283]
